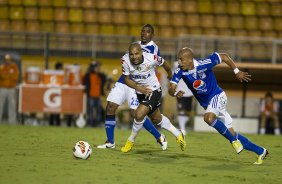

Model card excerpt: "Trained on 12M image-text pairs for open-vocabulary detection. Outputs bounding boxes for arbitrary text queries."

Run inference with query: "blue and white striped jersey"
[171,52,223,109]
[117,41,160,83]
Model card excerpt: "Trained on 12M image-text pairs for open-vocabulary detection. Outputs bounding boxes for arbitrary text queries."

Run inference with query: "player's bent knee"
[106,102,119,115]
[204,113,216,125]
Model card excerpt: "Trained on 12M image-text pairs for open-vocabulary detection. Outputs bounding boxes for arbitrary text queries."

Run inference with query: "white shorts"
[106,82,139,110]
[206,91,232,128]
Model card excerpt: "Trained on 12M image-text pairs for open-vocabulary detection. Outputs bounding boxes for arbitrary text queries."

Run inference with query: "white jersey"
[173,62,193,97]
[122,52,164,93]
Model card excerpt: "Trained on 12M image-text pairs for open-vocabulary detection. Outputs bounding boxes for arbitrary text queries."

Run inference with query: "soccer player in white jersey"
[169,47,268,164]
[97,24,167,150]
[120,43,186,153]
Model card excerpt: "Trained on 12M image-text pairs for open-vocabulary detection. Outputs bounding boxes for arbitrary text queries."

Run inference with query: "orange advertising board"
[19,84,86,114]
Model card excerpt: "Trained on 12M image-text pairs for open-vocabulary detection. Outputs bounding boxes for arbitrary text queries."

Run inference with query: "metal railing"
[1,31,282,67]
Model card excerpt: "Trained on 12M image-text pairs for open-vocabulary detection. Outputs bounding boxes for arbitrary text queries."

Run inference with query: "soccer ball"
[73,141,92,160]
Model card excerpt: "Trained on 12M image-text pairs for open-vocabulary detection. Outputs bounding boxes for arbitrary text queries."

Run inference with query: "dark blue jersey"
[171,52,223,109]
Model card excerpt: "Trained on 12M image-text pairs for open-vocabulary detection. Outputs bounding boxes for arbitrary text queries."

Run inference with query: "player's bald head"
[129,42,141,52]
[178,47,194,59]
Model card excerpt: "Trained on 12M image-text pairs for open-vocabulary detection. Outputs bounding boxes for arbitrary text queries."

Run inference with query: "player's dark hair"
[142,24,154,34]
[265,92,273,98]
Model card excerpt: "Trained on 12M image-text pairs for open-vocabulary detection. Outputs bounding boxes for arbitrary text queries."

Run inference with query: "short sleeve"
[121,55,130,76]
[170,67,182,85]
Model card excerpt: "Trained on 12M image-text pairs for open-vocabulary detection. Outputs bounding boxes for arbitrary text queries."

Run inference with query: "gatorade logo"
[43,88,61,108]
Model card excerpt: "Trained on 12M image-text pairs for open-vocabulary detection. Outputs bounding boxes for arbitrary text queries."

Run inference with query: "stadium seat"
[54,8,68,22]
[24,7,38,20]
[39,7,53,21]
[158,26,173,38]
[186,14,200,28]
[156,13,171,26]
[55,22,70,33]
[82,0,95,8]
[215,15,229,29]
[97,10,112,24]
[252,44,268,59]
[183,1,197,13]
[256,2,270,16]
[96,0,110,9]
[0,6,8,19]
[200,14,214,28]
[85,24,99,35]
[233,29,248,37]
[174,27,188,37]
[248,30,262,37]
[203,28,218,36]
[52,0,67,7]
[40,21,54,32]
[239,42,252,58]
[213,1,226,14]
[115,24,129,35]
[198,1,212,13]
[100,24,115,35]
[274,18,282,31]
[241,2,256,15]
[218,29,233,36]
[244,16,258,30]
[8,0,22,5]
[126,0,139,11]
[70,23,85,34]
[230,16,244,30]
[38,0,51,6]
[69,8,83,23]
[259,17,273,31]
[271,3,281,16]
[84,9,97,23]
[23,0,37,6]
[67,0,81,8]
[25,21,40,32]
[111,0,124,10]
[226,1,240,15]
[171,13,185,27]
[112,11,127,24]
[140,0,154,11]
[0,20,10,31]
[0,0,8,5]
[9,7,24,20]
[129,25,141,36]
[12,35,26,48]
[71,37,89,51]
[263,30,277,38]
[128,11,141,25]
[154,0,168,12]
[169,0,183,13]
[141,12,155,25]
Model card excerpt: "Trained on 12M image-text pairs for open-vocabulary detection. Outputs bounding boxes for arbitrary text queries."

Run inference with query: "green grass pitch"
[0,124,282,184]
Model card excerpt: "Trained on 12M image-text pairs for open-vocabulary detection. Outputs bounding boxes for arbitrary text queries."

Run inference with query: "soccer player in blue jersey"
[97,24,167,150]
[169,47,268,164]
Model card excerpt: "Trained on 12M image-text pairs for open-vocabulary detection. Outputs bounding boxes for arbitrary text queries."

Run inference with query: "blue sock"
[143,117,161,140]
[236,133,264,155]
[105,115,116,144]
[210,119,236,143]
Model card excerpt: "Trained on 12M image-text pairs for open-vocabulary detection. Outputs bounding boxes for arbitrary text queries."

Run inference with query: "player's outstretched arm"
[219,53,252,83]
[162,61,173,80]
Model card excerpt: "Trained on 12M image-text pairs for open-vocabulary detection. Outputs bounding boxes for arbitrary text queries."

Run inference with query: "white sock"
[274,128,281,136]
[128,119,144,142]
[178,115,189,133]
[260,128,266,135]
[158,114,181,138]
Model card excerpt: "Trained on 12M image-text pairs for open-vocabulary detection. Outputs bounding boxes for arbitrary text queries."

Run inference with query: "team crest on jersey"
[136,66,142,71]
[193,80,206,92]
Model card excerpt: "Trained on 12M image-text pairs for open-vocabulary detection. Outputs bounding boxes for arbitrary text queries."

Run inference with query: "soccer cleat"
[253,148,269,165]
[177,132,186,151]
[121,140,134,153]
[97,141,115,149]
[157,134,168,150]
[231,140,243,154]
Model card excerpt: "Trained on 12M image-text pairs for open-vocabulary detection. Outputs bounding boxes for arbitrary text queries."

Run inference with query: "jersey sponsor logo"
[131,73,151,79]
[193,80,206,91]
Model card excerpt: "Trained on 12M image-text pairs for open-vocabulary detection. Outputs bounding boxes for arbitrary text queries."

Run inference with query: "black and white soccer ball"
[73,141,92,160]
